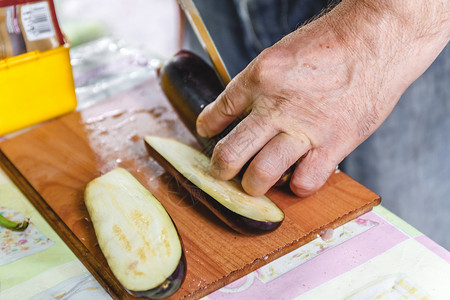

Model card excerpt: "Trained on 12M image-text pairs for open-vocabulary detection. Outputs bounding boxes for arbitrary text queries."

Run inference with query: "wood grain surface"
[0,73,381,299]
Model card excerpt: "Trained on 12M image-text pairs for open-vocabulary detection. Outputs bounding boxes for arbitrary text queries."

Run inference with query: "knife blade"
[178,0,231,86]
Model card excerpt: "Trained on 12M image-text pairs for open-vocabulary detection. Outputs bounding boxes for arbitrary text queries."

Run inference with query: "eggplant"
[84,168,185,299]
[158,49,234,157]
[144,136,284,234]
[158,50,293,186]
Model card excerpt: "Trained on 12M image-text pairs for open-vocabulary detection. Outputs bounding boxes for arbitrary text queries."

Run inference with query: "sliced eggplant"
[158,50,292,185]
[144,136,284,234]
[84,168,185,299]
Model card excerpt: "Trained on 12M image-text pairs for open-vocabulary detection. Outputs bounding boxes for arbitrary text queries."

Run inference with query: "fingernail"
[196,118,207,137]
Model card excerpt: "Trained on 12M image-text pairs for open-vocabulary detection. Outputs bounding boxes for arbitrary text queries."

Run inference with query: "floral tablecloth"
[1,166,449,299]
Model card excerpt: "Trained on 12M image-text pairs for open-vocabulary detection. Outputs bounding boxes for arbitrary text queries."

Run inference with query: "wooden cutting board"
[0,72,380,299]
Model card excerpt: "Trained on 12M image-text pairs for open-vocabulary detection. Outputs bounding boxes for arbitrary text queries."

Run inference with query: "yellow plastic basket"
[0,44,77,136]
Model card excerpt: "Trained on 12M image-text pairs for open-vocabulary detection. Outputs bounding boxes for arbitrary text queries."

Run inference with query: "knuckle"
[250,47,292,87]
[250,49,277,84]
[218,92,237,118]
[251,161,276,183]
[252,65,270,87]
[213,140,240,170]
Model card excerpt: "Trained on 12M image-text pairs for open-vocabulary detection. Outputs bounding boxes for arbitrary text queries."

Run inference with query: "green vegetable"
[0,213,29,231]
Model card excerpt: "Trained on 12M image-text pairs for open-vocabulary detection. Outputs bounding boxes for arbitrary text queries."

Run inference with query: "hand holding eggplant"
[159,50,293,186]
[196,0,450,197]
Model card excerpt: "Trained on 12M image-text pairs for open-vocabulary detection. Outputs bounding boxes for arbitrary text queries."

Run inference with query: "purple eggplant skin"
[202,186,283,234]
[159,49,222,156]
[145,141,283,235]
[184,176,282,234]
[159,50,292,186]
[158,49,222,134]
[132,253,187,299]
[158,50,239,157]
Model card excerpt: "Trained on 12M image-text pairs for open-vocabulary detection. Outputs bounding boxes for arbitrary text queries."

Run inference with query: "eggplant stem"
[0,213,29,231]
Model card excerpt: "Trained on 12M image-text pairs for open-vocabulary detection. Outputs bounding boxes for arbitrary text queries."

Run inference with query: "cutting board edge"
[181,195,381,299]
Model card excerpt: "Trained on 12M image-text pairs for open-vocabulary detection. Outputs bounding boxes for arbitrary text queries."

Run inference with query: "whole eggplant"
[158,50,294,186]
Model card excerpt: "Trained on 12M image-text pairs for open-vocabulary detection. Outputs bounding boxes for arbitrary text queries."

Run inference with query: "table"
[1,39,449,300]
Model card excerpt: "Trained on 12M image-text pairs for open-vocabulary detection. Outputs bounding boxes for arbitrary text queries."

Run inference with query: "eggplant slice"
[144,136,285,234]
[84,168,185,298]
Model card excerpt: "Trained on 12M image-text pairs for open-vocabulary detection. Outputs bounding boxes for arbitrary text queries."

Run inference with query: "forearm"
[327,0,449,92]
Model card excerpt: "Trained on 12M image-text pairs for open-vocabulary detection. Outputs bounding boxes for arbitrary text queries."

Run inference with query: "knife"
[178,0,231,86]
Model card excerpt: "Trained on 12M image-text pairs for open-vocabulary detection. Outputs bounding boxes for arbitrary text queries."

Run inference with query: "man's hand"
[196,0,450,197]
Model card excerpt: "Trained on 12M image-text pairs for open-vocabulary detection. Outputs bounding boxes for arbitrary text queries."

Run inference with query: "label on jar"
[20,1,55,41]
[0,7,14,59]
[5,6,27,56]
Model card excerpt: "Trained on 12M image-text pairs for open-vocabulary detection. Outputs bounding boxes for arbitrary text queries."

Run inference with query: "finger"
[209,111,278,180]
[241,132,311,196]
[290,149,339,197]
[196,80,251,138]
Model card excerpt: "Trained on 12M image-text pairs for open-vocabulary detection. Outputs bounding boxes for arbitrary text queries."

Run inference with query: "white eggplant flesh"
[84,168,185,298]
[144,136,285,233]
